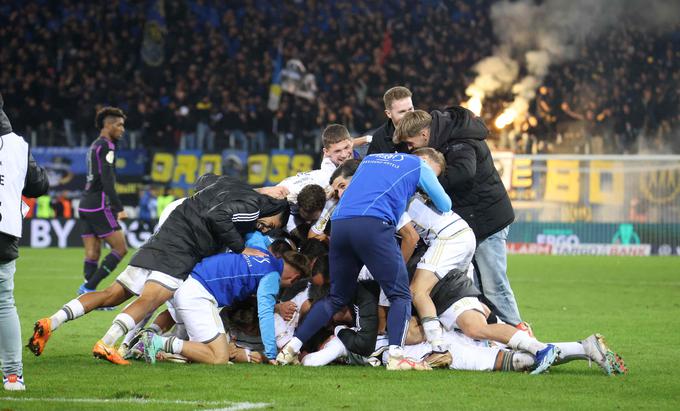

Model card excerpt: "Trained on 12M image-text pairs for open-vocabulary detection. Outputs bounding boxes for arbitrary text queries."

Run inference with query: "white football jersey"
[277,159,336,205]
[404,194,469,246]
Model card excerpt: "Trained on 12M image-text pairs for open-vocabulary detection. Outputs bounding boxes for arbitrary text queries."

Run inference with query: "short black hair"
[95,106,126,130]
[282,251,311,279]
[312,253,329,282]
[297,184,326,214]
[300,238,329,260]
[270,239,293,257]
[329,158,361,185]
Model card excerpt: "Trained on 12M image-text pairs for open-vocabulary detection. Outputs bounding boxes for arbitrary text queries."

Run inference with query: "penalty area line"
[0,397,271,410]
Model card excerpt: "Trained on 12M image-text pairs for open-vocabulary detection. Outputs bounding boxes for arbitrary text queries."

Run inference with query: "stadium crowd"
[1,0,678,154]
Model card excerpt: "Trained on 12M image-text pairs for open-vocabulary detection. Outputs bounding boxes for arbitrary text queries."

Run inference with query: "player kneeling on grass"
[137,233,310,365]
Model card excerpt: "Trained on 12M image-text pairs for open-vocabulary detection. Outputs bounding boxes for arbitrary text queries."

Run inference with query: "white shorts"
[417,228,476,279]
[116,266,149,296]
[173,276,225,343]
[439,297,485,331]
[147,271,184,292]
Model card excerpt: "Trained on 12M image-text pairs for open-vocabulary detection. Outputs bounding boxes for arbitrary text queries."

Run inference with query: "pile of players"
[26,88,626,375]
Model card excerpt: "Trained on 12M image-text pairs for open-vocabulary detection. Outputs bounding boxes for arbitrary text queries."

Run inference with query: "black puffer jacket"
[366,119,409,155]
[129,176,289,279]
[429,107,514,242]
[0,95,49,263]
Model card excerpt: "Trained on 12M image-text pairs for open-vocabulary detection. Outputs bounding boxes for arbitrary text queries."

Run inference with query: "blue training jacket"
[332,153,451,225]
[190,232,283,359]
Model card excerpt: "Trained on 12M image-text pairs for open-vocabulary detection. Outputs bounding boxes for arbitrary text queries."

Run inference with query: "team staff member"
[0,93,49,390]
[393,109,522,327]
[366,86,414,155]
[77,107,128,293]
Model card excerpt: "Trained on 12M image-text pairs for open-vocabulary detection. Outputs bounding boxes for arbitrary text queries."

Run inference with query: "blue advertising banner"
[115,149,149,176]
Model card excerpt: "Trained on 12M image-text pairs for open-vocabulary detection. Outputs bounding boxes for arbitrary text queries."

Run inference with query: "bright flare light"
[494,108,517,129]
[464,96,483,117]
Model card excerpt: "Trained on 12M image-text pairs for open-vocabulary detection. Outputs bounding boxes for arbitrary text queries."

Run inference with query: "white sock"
[287,337,303,353]
[388,345,404,358]
[122,311,153,346]
[512,352,536,371]
[301,337,347,366]
[554,342,587,363]
[508,330,547,355]
[157,336,184,354]
[422,317,444,347]
[102,313,136,346]
[50,299,85,331]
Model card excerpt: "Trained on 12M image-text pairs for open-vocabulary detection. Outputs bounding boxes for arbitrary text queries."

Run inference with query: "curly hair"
[95,106,126,130]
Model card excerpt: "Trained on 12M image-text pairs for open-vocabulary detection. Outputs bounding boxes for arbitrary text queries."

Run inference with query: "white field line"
[204,404,271,411]
[0,397,271,410]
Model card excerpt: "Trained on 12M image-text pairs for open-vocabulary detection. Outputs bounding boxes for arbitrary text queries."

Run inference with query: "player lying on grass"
[304,326,627,376]
[136,232,309,365]
[28,177,289,364]
[301,268,627,375]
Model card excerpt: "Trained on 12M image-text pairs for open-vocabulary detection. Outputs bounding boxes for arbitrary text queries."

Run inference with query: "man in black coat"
[0,93,49,390]
[366,86,414,155]
[393,108,523,327]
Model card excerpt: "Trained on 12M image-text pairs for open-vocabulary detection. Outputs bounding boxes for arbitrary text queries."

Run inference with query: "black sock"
[83,258,98,281]
[85,251,122,289]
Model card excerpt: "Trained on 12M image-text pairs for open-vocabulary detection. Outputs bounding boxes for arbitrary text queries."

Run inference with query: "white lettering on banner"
[536,234,580,245]
[51,219,76,248]
[506,242,553,255]
[551,244,652,256]
[30,219,51,247]
[119,220,153,248]
[30,219,76,247]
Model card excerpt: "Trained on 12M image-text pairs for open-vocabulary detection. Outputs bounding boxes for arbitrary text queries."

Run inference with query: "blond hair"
[383,86,412,110]
[393,110,432,143]
[412,147,445,171]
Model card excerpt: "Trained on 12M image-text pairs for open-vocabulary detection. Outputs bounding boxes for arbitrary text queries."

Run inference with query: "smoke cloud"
[465,0,680,127]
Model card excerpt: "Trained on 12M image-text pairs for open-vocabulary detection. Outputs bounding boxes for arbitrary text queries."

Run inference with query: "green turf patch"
[3,249,679,410]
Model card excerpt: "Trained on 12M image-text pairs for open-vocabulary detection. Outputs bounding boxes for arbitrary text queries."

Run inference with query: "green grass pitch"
[1,248,679,410]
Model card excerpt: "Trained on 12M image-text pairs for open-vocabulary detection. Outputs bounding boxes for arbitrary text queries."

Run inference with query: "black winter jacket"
[366,119,409,155]
[129,176,289,279]
[429,107,514,242]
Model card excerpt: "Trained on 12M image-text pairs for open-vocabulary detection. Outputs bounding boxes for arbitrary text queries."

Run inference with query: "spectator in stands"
[0,1,677,153]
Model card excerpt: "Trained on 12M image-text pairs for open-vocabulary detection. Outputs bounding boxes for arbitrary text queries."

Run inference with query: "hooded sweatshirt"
[428,106,514,242]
